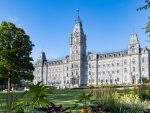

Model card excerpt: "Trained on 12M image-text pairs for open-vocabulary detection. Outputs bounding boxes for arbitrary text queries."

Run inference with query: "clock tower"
[69,11,87,87]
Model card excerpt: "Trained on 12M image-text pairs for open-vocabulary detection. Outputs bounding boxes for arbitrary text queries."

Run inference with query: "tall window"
[142,67,144,72]
[76,71,78,75]
[142,57,145,63]
[112,70,115,74]
[132,58,136,64]
[124,68,127,73]
[112,63,114,66]
[92,79,94,83]
[103,64,105,67]
[133,67,135,72]
[124,59,127,65]
[89,64,91,68]
[89,71,91,75]
[117,70,119,73]
[103,71,105,75]
[107,64,110,67]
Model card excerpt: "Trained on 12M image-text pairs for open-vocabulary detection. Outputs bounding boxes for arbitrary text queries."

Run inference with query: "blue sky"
[0,0,149,61]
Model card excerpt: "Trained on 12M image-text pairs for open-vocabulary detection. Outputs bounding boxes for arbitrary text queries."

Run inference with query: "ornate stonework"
[33,16,150,88]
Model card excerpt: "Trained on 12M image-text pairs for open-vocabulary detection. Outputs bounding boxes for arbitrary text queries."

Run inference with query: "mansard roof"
[97,50,128,59]
[87,50,129,60]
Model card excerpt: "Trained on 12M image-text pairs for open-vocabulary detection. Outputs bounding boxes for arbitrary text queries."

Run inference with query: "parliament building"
[33,15,150,88]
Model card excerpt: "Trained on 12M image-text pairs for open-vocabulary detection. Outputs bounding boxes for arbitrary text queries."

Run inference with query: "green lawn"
[47,89,84,107]
[0,89,84,113]
[0,86,150,113]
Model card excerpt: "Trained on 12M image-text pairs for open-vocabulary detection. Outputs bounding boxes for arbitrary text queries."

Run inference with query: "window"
[106,79,108,83]
[66,73,68,77]
[142,57,145,63]
[112,71,115,74]
[89,64,91,68]
[112,63,114,66]
[110,79,113,83]
[117,70,119,73]
[89,71,91,75]
[132,58,136,64]
[76,72,78,75]
[107,64,110,67]
[142,67,144,72]
[117,77,119,81]
[117,63,119,66]
[76,64,78,68]
[103,71,105,75]
[133,67,135,72]
[92,65,94,68]
[124,59,127,65]
[98,65,101,68]
[89,56,91,60]
[124,68,127,73]
[101,80,103,83]
[103,64,105,67]
[89,79,91,83]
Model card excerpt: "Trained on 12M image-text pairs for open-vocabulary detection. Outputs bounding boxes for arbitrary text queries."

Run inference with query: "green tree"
[0,21,34,91]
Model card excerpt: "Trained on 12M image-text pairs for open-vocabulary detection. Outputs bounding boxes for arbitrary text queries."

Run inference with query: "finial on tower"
[76,8,80,22]
[77,8,79,17]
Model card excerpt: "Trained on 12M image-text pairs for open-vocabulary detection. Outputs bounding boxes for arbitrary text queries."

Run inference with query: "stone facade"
[33,16,150,88]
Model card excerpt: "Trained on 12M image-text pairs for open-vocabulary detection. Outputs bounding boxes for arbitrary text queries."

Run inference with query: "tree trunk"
[8,77,11,91]
[7,77,11,112]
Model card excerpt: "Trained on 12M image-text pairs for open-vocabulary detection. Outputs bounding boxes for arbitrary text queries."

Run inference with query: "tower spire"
[76,8,80,22]
[77,8,79,18]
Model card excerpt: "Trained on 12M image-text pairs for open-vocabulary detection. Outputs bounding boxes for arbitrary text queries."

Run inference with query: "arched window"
[132,58,136,64]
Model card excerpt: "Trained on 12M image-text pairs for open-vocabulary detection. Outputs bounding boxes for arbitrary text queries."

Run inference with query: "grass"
[47,89,84,107]
[0,86,150,113]
[0,89,84,113]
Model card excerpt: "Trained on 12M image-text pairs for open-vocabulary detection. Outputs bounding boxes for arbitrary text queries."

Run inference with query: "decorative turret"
[128,33,140,54]
[37,51,47,63]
